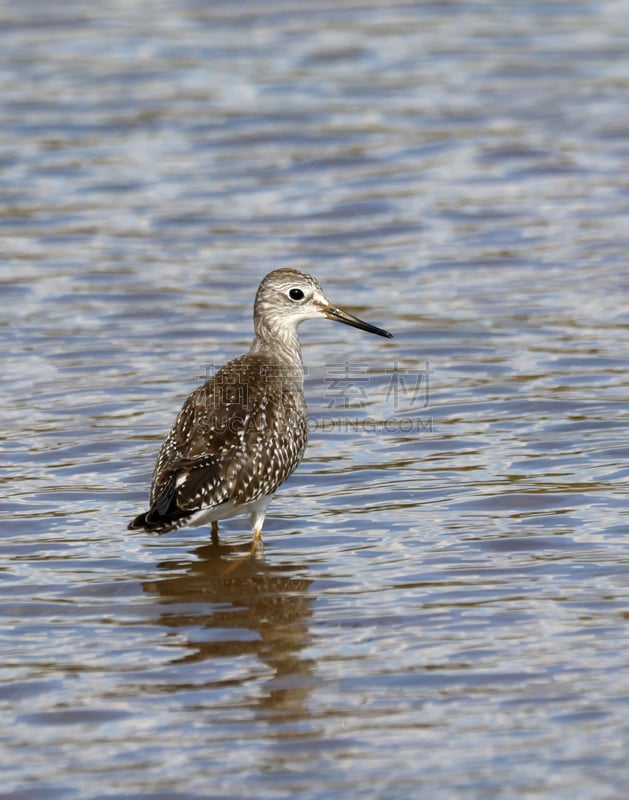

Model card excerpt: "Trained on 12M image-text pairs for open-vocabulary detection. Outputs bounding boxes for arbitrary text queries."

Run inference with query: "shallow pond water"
[1,2,628,798]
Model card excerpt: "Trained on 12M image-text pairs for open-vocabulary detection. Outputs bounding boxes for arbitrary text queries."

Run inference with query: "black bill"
[324,305,393,339]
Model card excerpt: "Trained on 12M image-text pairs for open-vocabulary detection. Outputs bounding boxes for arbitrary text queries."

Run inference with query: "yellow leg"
[223,526,263,575]
[211,520,219,545]
[252,525,262,547]
[247,525,264,557]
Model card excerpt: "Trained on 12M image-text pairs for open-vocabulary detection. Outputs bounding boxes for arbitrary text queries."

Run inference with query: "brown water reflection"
[144,543,314,721]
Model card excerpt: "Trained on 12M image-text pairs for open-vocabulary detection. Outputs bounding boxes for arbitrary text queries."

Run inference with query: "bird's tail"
[127,512,150,531]
[127,508,191,534]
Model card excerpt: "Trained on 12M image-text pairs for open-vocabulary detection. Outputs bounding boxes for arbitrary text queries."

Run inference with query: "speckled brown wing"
[130,353,307,532]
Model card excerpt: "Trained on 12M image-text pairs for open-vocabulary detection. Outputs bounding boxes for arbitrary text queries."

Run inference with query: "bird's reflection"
[143,538,314,722]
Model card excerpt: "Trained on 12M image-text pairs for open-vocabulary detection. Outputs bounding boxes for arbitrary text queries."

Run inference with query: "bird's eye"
[289,288,305,301]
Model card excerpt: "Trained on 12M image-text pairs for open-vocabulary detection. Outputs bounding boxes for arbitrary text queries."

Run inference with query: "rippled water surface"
[2,2,628,798]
